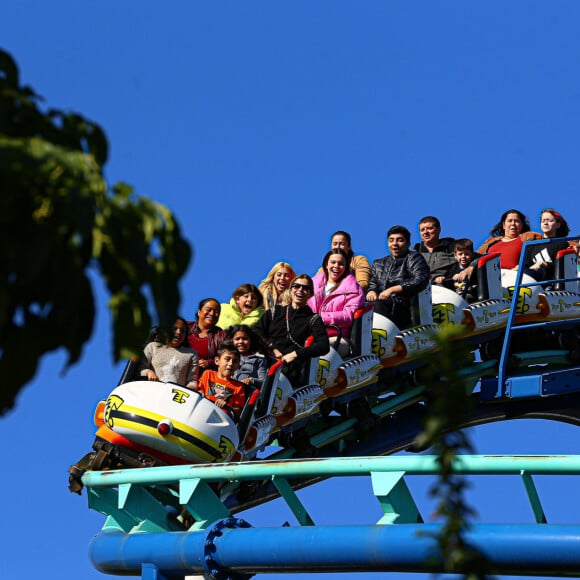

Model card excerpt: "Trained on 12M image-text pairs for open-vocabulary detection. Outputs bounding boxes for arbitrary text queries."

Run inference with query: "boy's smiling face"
[455,249,473,268]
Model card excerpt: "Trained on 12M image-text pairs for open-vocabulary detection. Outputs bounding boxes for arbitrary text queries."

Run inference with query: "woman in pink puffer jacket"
[308,248,365,356]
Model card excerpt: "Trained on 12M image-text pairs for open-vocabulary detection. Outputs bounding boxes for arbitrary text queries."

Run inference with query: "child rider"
[195,342,246,419]
[446,238,479,302]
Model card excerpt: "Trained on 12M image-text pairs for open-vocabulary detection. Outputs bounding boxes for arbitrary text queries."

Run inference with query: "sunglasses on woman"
[291,283,311,292]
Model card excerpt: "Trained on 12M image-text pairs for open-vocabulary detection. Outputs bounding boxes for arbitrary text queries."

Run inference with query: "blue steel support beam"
[90,522,580,577]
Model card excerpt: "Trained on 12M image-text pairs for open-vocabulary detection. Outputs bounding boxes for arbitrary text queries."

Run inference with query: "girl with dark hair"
[187,298,226,373]
[227,324,272,387]
[330,230,372,290]
[477,209,542,269]
[308,248,365,356]
[139,317,199,389]
[488,208,533,238]
[218,283,264,330]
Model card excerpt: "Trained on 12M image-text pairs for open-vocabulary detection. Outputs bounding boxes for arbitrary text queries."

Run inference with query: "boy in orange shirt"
[196,342,246,418]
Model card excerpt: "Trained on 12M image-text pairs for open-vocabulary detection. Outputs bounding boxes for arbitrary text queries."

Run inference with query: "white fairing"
[431,285,469,325]
[371,313,399,362]
[318,346,342,389]
[104,381,239,463]
[501,270,541,315]
[270,373,293,416]
[415,283,434,325]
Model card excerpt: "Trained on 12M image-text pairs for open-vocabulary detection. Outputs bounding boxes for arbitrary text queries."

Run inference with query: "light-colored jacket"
[307,271,365,338]
[350,254,372,290]
[139,342,198,389]
[218,298,264,330]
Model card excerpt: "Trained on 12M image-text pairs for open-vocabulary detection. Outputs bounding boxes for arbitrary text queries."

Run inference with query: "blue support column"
[142,562,183,580]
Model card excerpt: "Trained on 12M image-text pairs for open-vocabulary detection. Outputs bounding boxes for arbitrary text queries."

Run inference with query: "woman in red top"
[477,209,542,269]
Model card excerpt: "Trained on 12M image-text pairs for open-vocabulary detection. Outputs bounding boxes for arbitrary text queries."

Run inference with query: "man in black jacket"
[366,225,430,329]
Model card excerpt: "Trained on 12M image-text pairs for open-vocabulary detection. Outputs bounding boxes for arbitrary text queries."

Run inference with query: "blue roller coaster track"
[74,238,580,579]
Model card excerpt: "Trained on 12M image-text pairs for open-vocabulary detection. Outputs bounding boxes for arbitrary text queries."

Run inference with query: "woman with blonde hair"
[258,262,296,310]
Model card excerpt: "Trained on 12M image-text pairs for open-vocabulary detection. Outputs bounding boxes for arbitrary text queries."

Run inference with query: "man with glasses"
[254,274,330,387]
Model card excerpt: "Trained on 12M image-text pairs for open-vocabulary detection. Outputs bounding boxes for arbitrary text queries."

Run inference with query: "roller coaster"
[70,237,580,578]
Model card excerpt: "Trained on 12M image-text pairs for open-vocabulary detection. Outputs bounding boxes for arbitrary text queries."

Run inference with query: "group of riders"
[138,208,576,418]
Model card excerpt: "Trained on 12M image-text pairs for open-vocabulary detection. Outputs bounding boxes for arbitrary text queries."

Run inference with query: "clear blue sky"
[1,2,580,579]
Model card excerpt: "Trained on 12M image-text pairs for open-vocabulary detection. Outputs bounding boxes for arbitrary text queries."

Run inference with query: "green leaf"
[0,49,192,415]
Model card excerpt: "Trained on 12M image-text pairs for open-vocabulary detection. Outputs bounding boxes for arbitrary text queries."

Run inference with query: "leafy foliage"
[415,326,492,579]
[0,49,192,414]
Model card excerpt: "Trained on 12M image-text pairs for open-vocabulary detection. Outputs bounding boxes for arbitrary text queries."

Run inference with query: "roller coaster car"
[68,383,241,493]
[69,240,580,493]
[94,382,241,464]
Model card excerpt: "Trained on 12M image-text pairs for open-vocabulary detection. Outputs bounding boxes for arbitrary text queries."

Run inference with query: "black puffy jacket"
[367,251,430,297]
